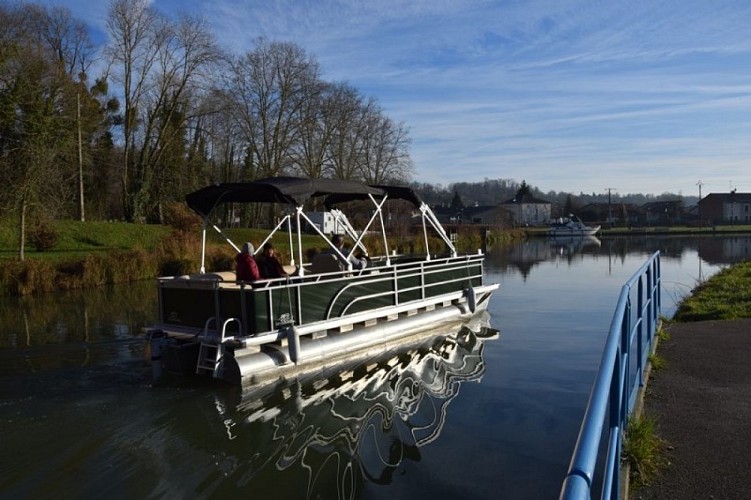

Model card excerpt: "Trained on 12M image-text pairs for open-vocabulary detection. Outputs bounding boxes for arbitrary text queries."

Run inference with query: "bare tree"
[325,84,374,180]
[196,88,245,184]
[145,14,222,221]
[106,0,221,221]
[359,111,412,185]
[105,0,161,221]
[289,79,329,178]
[31,4,95,78]
[230,39,320,178]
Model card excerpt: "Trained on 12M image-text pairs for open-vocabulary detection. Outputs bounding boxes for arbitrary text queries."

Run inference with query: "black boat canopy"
[185,177,386,218]
[323,184,424,209]
[186,177,426,218]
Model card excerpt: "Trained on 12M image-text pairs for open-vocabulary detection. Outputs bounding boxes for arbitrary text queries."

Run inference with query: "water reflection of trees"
[488,235,751,278]
[486,236,602,279]
[0,282,157,372]
[189,321,500,499]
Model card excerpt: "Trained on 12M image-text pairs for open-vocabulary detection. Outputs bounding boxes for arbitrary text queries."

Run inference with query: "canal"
[1,235,749,499]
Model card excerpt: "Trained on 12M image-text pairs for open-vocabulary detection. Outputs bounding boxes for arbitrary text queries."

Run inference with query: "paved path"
[633,318,751,499]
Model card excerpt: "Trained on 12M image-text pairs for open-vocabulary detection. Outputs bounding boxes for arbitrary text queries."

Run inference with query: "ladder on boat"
[196,342,220,375]
[195,317,241,376]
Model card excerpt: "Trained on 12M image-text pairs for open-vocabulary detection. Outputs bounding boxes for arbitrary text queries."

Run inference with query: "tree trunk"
[78,92,85,221]
[18,197,26,261]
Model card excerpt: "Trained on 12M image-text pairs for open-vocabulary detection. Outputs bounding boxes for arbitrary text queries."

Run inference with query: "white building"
[501,194,552,226]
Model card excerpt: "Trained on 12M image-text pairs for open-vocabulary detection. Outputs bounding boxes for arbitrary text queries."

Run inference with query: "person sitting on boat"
[257,242,288,279]
[327,234,368,270]
[236,242,261,284]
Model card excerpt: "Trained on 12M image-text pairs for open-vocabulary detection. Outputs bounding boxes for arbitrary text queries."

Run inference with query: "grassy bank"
[0,220,172,260]
[629,260,751,492]
[673,260,751,321]
[0,219,513,296]
[0,218,300,295]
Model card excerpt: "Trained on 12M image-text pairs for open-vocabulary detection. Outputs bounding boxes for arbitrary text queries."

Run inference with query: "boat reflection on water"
[548,235,602,257]
[208,313,499,498]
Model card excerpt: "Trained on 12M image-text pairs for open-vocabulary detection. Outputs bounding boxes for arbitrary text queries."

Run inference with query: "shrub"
[155,229,201,263]
[207,249,234,272]
[0,260,23,295]
[159,258,195,276]
[81,254,108,288]
[29,220,59,252]
[163,202,202,233]
[111,247,158,283]
[54,260,85,290]
[14,259,56,295]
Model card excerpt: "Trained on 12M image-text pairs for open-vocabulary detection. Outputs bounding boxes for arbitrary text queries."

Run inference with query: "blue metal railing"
[560,251,661,499]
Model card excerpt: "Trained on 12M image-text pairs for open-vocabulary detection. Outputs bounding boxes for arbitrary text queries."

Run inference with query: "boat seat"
[310,253,343,274]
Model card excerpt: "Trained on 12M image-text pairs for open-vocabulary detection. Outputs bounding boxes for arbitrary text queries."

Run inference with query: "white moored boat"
[147,177,499,387]
[548,214,601,236]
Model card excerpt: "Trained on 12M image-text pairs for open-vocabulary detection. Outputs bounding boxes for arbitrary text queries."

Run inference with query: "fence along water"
[560,251,661,499]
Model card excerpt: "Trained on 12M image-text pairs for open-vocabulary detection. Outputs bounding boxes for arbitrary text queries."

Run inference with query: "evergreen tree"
[450,190,464,210]
[516,180,531,198]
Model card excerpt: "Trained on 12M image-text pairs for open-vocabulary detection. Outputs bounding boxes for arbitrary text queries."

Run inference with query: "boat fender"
[466,287,477,314]
[286,325,301,364]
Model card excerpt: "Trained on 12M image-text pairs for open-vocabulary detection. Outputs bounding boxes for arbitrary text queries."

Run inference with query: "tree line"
[1,0,413,257]
[411,178,695,214]
[1,0,694,261]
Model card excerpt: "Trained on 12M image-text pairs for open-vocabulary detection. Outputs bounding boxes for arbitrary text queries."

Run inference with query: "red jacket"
[235,253,261,283]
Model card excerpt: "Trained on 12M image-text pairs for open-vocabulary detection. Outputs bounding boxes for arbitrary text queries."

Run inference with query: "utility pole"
[605,187,615,226]
[696,180,703,226]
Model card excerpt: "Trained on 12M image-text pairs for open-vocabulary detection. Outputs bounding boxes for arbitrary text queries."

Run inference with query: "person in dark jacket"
[235,242,261,284]
[257,242,288,279]
[327,234,368,270]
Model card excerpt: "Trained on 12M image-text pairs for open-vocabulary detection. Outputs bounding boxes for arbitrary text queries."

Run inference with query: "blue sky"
[41,0,751,196]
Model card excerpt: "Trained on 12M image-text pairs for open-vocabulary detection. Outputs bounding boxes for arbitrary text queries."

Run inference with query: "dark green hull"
[158,255,485,338]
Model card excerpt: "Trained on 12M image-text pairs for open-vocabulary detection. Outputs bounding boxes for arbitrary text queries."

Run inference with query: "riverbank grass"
[0,220,172,260]
[656,320,671,342]
[673,261,751,321]
[0,216,504,296]
[623,415,669,487]
[647,352,666,371]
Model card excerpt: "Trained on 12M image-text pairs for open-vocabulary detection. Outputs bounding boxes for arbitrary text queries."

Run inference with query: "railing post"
[609,343,623,498]
[647,264,655,346]
[620,295,630,423]
[656,257,662,317]
[637,277,644,388]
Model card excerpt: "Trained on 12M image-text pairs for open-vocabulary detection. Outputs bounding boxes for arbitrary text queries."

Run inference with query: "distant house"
[431,206,463,225]
[501,194,551,226]
[461,205,507,225]
[431,204,508,226]
[699,192,751,224]
[578,202,642,226]
[642,200,684,226]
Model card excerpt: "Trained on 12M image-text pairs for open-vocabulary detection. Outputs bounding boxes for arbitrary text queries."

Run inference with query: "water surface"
[1,235,749,499]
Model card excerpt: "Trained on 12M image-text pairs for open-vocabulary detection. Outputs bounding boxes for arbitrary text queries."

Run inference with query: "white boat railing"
[157,253,488,344]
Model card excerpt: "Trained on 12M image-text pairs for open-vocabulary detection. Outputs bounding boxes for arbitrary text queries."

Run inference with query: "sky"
[35,0,751,196]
